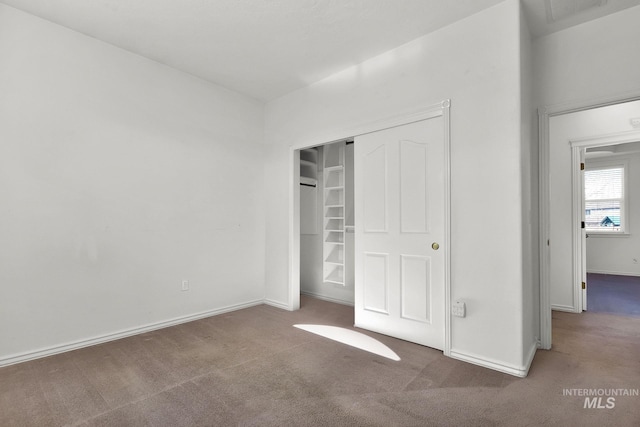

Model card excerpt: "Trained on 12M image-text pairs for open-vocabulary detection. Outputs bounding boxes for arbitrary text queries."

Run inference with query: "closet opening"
[298,140,355,307]
[289,102,451,353]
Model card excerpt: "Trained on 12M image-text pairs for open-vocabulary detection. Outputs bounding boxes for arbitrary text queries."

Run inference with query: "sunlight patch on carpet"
[294,324,400,361]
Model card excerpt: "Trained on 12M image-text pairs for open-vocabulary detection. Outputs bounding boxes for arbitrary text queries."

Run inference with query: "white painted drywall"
[532,5,640,109]
[299,185,318,235]
[265,0,532,372]
[586,152,640,276]
[547,101,640,310]
[0,4,265,362]
[299,222,327,298]
[520,7,538,363]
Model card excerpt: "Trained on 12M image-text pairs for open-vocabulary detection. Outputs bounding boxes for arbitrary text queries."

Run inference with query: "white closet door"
[354,117,446,349]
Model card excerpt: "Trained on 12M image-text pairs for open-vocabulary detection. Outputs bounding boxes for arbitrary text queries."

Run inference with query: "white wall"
[533,5,640,109]
[520,7,538,366]
[265,0,534,374]
[586,152,640,276]
[300,176,324,296]
[0,5,265,364]
[547,100,640,310]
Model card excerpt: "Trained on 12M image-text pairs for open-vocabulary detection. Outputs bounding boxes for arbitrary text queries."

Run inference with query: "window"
[584,163,626,233]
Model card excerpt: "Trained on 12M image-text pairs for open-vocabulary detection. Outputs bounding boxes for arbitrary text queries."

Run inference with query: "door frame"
[570,133,640,311]
[288,100,452,354]
[538,91,640,350]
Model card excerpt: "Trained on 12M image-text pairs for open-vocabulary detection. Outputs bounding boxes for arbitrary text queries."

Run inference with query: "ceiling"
[2,0,639,102]
[522,0,640,40]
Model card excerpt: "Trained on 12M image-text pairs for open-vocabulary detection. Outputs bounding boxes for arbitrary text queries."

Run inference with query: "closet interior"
[299,140,355,305]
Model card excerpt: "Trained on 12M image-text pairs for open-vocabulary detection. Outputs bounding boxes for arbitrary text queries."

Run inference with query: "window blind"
[584,166,624,231]
[584,167,623,200]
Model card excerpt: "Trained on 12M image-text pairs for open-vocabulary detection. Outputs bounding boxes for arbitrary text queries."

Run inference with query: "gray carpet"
[587,273,640,317]
[1,296,639,426]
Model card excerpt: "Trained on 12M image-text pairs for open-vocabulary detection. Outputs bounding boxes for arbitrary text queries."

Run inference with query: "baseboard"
[448,349,532,378]
[301,291,354,307]
[587,269,640,277]
[551,304,577,313]
[263,298,292,311]
[0,299,264,368]
[522,341,538,377]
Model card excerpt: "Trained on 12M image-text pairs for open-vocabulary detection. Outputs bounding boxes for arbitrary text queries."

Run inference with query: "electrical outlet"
[181,280,189,291]
[452,301,466,318]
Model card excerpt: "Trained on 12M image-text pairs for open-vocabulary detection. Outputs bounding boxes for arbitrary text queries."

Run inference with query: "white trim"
[442,102,452,357]
[586,232,630,237]
[264,298,293,311]
[300,291,355,307]
[571,129,640,148]
[551,304,577,312]
[523,341,539,377]
[290,103,447,152]
[570,143,633,314]
[289,100,452,357]
[538,90,640,351]
[587,269,640,277]
[449,348,533,378]
[288,148,301,311]
[570,146,584,312]
[0,299,264,368]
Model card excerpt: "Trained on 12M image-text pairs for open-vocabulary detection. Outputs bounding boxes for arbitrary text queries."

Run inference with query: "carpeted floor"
[587,273,640,316]
[1,296,639,426]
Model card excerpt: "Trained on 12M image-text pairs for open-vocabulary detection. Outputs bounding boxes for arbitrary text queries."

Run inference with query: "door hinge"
[581,221,585,229]
[582,281,586,290]
[580,162,585,170]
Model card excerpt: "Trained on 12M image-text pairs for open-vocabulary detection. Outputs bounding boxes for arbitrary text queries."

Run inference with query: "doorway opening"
[570,138,637,314]
[539,95,640,349]
[580,141,640,316]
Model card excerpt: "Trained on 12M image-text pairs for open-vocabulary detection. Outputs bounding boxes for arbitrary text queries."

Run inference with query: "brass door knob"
[432,242,440,250]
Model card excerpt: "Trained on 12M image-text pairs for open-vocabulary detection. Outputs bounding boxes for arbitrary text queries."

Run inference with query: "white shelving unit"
[323,142,345,285]
[299,148,318,186]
